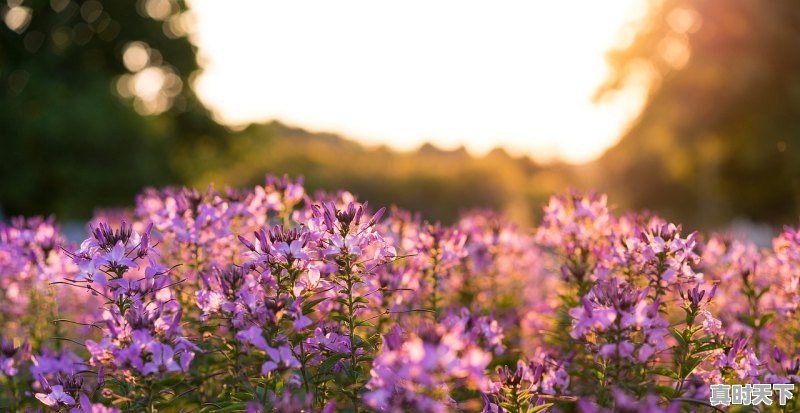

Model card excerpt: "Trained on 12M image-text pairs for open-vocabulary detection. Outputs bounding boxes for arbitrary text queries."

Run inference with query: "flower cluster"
[569,278,668,364]
[1,178,799,412]
[364,315,492,413]
[536,191,615,289]
[1,337,30,377]
[68,221,194,376]
[621,221,703,289]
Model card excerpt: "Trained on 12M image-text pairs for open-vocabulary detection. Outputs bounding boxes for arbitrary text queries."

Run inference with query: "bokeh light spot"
[123,41,150,72]
[49,0,70,13]
[8,69,30,94]
[79,0,102,23]
[4,5,32,33]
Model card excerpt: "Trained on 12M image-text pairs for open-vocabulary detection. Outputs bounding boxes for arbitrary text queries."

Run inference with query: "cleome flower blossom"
[70,222,197,380]
[536,191,616,286]
[3,181,800,411]
[364,315,492,413]
[35,384,75,408]
[621,221,703,288]
[0,337,30,377]
[569,278,668,364]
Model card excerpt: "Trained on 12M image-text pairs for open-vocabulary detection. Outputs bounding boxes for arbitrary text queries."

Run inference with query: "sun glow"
[189,0,648,164]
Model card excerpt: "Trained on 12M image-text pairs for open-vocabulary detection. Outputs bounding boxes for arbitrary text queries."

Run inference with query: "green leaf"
[302,297,328,314]
[314,373,335,383]
[530,402,554,412]
[200,323,220,333]
[155,376,184,388]
[652,367,679,379]
[669,327,687,350]
[353,334,376,351]
[691,342,725,355]
[737,314,756,329]
[201,402,247,412]
[317,353,348,374]
[230,392,253,400]
[680,354,708,378]
[331,314,350,323]
[756,287,771,300]
[758,312,775,328]
[356,355,374,364]
[653,384,676,397]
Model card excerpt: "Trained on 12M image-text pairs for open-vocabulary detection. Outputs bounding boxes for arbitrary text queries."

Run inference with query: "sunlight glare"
[188,0,648,164]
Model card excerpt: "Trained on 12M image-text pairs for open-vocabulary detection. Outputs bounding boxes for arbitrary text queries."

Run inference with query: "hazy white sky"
[188,1,648,163]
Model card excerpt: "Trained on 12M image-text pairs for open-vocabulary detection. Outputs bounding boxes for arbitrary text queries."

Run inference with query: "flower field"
[1,176,798,412]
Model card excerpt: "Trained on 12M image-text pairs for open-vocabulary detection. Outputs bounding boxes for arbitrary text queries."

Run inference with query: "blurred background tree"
[195,121,574,225]
[593,0,800,228]
[2,0,799,231]
[0,0,224,218]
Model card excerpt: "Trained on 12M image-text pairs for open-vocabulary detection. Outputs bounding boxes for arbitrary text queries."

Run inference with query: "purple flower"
[97,242,138,270]
[262,345,300,374]
[236,326,269,351]
[365,316,491,412]
[36,384,76,408]
[69,394,121,413]
[141,342,180,376]
[569,297,617,338]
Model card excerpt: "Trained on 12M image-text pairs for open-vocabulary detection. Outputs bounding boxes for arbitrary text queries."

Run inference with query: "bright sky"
[188,1,648,164]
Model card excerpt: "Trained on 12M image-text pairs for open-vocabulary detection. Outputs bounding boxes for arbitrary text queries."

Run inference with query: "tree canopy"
[595,0,800,228]
[0,0,223,218]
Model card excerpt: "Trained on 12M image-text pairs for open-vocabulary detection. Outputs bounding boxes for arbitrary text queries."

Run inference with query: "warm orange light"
[189,0,648,164]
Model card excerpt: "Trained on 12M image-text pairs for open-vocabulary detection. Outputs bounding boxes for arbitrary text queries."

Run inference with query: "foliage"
[196,121,574,226]
[0,0,224,219]
[595,0,800,228]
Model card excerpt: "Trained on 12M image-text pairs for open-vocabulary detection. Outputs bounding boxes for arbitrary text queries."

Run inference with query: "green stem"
[674,312,697,397]
[9,376,19,411]
[344,261,360,413]
[146,380,156,413]
[509,383,521,413]
[429,252,440,320]
[298,340,311,395]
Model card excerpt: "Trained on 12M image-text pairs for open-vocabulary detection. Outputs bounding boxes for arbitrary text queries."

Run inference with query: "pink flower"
[97,242,138,270]
[236,326,269,351]
[599,342,634,360]
[141,342,180,375]
[69,394,121,413]
[36,385,76,408]
[569,298,617,339]
[262,345,300,374]
[638,344,655,362]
